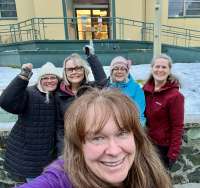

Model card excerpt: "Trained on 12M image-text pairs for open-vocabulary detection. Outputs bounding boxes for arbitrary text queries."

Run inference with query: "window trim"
[168,0,200,18]
[0,0,17,19]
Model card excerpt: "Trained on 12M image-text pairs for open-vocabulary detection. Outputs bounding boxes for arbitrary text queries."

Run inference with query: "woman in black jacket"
[56,45,107,155]
[0,62,61,182]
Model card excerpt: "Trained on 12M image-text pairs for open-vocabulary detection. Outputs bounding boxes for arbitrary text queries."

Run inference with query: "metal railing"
[0,17,200,47]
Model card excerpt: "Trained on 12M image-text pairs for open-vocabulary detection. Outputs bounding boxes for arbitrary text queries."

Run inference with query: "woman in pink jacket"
[143,54,184,170]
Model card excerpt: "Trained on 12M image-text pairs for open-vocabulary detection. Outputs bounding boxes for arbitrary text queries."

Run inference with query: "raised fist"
[22,63,33,71]
[19,63,33,80]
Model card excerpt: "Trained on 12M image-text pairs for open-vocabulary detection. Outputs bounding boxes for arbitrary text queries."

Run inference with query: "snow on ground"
[0,63,200,123]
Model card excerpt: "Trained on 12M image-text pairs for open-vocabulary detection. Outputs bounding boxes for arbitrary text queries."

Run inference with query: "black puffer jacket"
[0,76,57,178]
[55,55,107,154]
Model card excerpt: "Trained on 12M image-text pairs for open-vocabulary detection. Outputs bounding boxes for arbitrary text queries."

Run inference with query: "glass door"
[76,9,109,40]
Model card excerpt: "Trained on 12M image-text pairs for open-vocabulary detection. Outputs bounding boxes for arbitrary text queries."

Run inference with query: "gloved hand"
[83,40,95,57]
[83,45,95,56]
[19,63,33,80]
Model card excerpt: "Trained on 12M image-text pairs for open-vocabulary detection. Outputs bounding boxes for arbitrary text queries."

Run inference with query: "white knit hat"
[37,62,61,79]
[110,56,132,73]
[37,62,61,93]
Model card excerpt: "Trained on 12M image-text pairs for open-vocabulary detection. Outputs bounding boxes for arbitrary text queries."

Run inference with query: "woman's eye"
[90,136,105,144]
[92,136,104,141]
[118,130,130,137]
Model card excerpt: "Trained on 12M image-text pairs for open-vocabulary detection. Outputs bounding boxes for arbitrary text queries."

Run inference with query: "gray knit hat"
[110,56,132,73]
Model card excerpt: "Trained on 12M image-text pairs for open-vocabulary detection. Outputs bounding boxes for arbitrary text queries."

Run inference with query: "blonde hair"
[62,53,90,85]
[63,88,172,188]
[146,53,180,85]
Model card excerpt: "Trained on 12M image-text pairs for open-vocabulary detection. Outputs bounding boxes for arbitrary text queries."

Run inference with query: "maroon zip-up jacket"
[143,80,184,160]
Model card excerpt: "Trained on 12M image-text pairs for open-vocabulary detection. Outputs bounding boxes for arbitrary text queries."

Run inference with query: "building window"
[76,9,109,40]
[169,0,200,17]
[0,0,17,19]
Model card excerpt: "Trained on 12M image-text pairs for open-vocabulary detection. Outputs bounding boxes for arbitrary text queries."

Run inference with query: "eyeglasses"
[65,66,84,74]
[41,76,57,81]
[112,67,127,72]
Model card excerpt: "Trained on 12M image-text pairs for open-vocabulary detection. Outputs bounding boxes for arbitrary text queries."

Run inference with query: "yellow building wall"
[0,0,35,43]
[66,0,76,40]
[0,0,34,25]
[32,0,63,17]
[0,0,65,43]
[115,0,144,40]
[145,0,158,22]
[141,0,200,46]
[16,0,35,21]
[31,0,65,40]
[1,0,200,46]
[115,0,143,20]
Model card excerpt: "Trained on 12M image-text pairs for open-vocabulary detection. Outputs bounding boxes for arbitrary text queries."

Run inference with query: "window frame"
[0,0,17,19]
[168,0,200,18]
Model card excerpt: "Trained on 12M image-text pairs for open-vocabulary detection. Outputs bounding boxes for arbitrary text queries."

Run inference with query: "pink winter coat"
[143,80,184,160]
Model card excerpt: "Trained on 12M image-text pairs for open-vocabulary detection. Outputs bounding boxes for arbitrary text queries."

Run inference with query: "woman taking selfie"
[17,88,172,188]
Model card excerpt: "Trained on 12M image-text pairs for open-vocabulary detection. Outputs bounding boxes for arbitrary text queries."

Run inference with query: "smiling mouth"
[100,157,125,167]
[46,83,56,86]
[70,76,82,79]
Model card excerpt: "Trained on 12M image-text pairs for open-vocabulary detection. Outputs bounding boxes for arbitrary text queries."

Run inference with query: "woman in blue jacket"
[85,51,146,127]
[109,56,146,126]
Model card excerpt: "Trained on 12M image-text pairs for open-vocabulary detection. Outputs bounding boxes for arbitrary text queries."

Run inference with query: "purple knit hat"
[110,56,132,73]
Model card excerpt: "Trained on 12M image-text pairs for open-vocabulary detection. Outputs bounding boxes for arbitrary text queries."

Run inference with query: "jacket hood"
[59,81,75,96]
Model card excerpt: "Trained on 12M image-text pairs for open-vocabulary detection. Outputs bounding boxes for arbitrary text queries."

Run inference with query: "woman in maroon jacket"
[143,54,184,170]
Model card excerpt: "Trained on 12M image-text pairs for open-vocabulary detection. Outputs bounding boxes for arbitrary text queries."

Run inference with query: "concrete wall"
[1,40,200,68]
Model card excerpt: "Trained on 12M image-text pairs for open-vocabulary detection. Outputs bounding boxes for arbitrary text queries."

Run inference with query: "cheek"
[50,80,58,86]
[40,80,45,86]
[122,73,127,79]
[51,80,58,86]
[122,137,136,154]
[120,72,128,79]
[111,73,116,80]
[166,69,171,75]
[83,143,105,160]
[152,68,157,74]
[80,72,85,79]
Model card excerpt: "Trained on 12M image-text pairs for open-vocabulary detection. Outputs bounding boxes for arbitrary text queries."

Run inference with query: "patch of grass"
[0,64,21,68]
[136,79,145,86]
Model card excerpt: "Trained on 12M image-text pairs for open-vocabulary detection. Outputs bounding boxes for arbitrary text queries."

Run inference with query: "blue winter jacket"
[110,74,146,126]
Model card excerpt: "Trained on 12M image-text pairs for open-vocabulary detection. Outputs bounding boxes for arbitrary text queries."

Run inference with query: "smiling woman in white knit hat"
[37,62,61,103]
[0,62,61,183]
[109,56,146,127]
